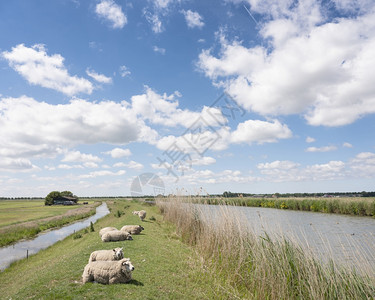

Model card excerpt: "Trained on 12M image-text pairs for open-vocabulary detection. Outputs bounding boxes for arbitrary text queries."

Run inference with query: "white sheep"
[88,247,124,263]
[99,227,117,237]
[101,230,133,242]
[82,258,134,284]
[120,225,144,235]
[132,210,147,221]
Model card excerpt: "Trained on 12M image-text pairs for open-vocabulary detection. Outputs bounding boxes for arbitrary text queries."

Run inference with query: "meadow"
[0,200,216,299]
[0,200,98,247]
[0,198,374,299]
[204,196,375,217]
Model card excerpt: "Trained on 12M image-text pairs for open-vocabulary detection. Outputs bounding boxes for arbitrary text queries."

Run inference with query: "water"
[0,202,110,271]
[198,205,375,271]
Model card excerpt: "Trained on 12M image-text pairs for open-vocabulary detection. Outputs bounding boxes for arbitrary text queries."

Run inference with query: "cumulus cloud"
[144,11,164,33]
[95,0,127,29]
[0,158,36,172]
[198,1,375,127]
[0,96,144,160]
[113,160,143,170]
[305,146,337,152]
[103,148,132,158]
[86,68,112,83]
[181,10,204,28]
[343,142,353,148]
[306,136,316,143]
[2,44,93,96]
[231,119,292,144]
[80,170,126,178]
[62,151,102,163]
[130,86,227,128]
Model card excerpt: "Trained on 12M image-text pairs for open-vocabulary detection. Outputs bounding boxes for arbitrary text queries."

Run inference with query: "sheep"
[88,248,124,263]
[101,230,133,242]
[99,227,117,237]
[132,210,146,221]
[82,258,134,284]
[120,225,144,235]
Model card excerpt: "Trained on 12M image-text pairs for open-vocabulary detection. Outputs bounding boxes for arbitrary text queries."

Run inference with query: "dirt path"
[0,202,101,234]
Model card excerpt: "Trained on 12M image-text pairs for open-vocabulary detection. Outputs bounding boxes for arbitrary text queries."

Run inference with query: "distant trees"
[44,190,77,205]
[45,191,61,206]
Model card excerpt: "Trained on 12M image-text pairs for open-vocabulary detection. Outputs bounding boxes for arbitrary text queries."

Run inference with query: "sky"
[0,0,375,197]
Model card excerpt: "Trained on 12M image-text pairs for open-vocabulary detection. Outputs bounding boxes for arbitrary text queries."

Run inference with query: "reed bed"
[157,196,375,299]
[204,197,375,217]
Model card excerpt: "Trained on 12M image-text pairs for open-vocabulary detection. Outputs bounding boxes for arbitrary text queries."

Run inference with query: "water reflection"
[0,202,109,271]
[198,205,375,271]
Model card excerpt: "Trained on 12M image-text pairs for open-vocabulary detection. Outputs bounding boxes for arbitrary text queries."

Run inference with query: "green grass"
[0,200,96,227]
[0,200,216,299]
[0,201,99,247]
[203,197,375,217]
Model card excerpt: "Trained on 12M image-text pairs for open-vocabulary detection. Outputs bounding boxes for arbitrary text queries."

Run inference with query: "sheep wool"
[99,227,117,237]
[101,230,133,242]
[82,258,134,284]
[88,248,124,263]
[120,225,144,235]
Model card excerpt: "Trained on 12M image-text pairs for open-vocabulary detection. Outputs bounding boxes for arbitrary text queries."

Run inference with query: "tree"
[45,191,61,206]
[61,191,74,197]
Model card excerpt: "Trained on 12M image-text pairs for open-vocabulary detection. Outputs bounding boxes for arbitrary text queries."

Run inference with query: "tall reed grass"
[157,196,375,299]
[204,197,375,217]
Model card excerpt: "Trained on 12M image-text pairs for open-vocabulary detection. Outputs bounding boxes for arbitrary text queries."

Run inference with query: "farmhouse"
[53,196,78,205]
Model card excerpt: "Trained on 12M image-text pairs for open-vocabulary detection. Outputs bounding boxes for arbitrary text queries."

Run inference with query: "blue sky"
[1,0,375,197]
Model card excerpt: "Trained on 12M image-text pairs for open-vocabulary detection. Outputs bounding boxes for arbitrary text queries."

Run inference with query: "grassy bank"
[0,200,215,299]
[203,197,375,217]
[158,196,375,299]
[0,201,100,247]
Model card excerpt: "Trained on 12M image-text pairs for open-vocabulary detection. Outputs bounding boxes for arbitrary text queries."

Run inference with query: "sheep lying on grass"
[101,230,133,242]
[99,227,117,237]
[120,225,144,235]
[88,248,124,263]
[82,258,134,284]
[132,210,147,221]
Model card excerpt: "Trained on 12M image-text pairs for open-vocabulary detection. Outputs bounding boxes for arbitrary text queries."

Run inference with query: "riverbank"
[158,196,375,299]
[203,196,375,217]
[0,201,100,247]
[0,200,216,299]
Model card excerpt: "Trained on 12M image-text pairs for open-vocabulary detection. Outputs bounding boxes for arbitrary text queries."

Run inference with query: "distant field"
[0,200,95,227]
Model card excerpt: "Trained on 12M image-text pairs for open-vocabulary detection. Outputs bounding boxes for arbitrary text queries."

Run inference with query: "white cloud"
[305,146,337,153]
[2,44,93,96]
[306,136,316,143]
[80,170,126,178]
[343,142,353,148]
[145,11,163,33]
[119,65,131,77]
[181,10,204,29]
[231,119,292,144]
[62,151,102,163]
[153,46,166,55]
[58,164,84,169]
[349,152,375,176]
[0,96,145,160]
[86,68,112,84]
[95,0,127,29]
[198,3,375,127]
[0,158,36,172]
[131,86,227,129]
[191,156,216,166]
[114,160,143,170]
[103,148,132,158]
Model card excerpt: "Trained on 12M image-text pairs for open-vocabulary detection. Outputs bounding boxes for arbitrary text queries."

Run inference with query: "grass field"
[0,200,216,299]
[0,200,96,227]
[0,200,99,247]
